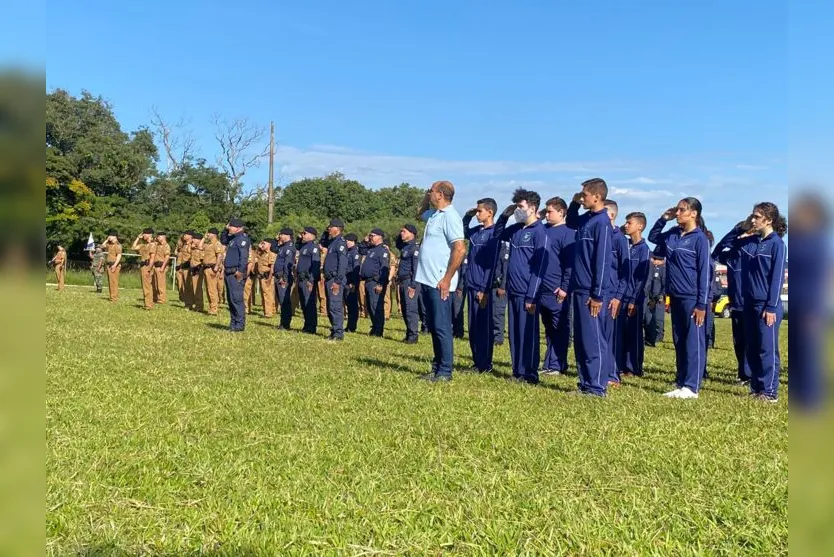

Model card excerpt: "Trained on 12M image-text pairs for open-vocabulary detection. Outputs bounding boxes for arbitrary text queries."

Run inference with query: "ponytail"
[754,201,788,237]
[682,196,709,238]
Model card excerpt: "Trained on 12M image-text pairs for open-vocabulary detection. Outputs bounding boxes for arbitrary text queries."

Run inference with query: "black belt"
[140,260,150,267]
[153,261,164,268]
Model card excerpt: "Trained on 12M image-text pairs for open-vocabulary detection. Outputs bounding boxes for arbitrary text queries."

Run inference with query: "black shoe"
[402,337,418,344]
[494,339,504,346]
[419,373,451,382]
[644,341,656,347]
[328,336,344,342]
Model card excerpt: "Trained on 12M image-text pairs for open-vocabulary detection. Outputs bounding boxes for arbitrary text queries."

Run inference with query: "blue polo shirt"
[415,205,465,291]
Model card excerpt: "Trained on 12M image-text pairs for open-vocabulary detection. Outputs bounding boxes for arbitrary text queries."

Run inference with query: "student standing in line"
[648,198,711,399]
[620,212,650,377]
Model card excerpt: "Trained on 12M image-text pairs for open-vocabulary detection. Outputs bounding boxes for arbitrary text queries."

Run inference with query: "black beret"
[106,229,117,236]
[192,232,203,240]
[183,230,195,236]
[370,228,385,237]
[142,227,154,235]
[262,237,273,243]
[403,223,417,235]
[303,226,317,236]
[344,233,358,242]
[207,227,219,235]
[228,217,245,228]
[329,218,345,229]
[279,227,293,236]
[156,231,167,236]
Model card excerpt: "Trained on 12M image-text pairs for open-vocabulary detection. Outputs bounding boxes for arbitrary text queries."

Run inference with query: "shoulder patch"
[240,241,246,247]
[414,250,419,257]
[504,253,509,260]
[339,245,345,252]
[382,252,388,258]
[313,248,318,253]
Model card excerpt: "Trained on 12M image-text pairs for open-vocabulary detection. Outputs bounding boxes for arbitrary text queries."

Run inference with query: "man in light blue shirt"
[415,180,466,381]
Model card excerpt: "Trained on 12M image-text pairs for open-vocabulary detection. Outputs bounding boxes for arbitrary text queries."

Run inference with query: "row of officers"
[89,221,520,342]
[89,218,671,349]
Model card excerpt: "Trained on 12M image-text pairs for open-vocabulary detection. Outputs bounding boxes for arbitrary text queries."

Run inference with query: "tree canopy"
[45,89,427,257]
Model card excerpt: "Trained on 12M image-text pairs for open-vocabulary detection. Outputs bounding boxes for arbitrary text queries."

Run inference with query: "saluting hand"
[662,207,677,221]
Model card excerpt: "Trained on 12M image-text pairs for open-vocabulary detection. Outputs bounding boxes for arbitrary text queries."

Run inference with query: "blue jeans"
[421,284,454,377]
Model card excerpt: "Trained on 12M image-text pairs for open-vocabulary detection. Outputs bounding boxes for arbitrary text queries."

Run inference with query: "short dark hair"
[545,196,567,212]
[512,188,541,211]
[625,211,646,229]
[476,197,497,215]
[581,177,608,200]
[604,199,618,212]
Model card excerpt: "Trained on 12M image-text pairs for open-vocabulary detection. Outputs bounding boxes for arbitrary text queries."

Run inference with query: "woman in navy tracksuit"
[648,197,711,399]
[721,202,787,402]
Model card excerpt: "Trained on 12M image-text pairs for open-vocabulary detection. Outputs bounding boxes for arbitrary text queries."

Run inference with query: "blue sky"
[43,0,812,239]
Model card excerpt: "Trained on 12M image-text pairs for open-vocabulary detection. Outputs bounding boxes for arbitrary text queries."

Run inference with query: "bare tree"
[211,115,269,203]
[149,106,196,172]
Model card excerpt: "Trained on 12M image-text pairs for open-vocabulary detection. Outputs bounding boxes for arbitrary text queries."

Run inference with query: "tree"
[149,106,196,172]
[212,115,268,204]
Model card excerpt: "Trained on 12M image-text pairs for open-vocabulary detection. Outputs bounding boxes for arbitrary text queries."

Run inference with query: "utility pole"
[267,121,275,224]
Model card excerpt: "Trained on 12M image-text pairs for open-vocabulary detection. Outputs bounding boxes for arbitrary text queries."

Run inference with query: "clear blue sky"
[44,0,821,239]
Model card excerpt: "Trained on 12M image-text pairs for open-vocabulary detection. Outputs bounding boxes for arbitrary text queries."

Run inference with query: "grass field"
[46,286,788,555]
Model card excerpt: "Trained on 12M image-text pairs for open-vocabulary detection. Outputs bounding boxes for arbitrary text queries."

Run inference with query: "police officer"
[360,228,390,337]
[321,218,349,341]
[101,230,123,302]
[175,231,193,306]
[492,240,510,345]
[271,228,296,330]
[188,233,205,312]
[50,246,67,291]
[296,226,322,334]
[199,228,224,315]
[343,233,361,332]
[132,227,157,310]
[396,224,420,343]
[255,238,277,317]
[221,218,250,332]
[643,252,666,346]
[153,232,171,304]
[89,245,105,293]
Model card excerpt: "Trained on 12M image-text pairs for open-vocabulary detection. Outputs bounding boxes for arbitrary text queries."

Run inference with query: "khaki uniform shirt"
[201,238,223,267]
[106,242,122,264]
[256,248,277,274]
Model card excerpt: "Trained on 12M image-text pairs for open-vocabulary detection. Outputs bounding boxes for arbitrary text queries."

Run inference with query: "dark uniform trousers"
[492,288,507,343]
[225,271,246,331]
[275,278,294,329]
[299,279,318,334]
[452,288,466,338]
[398,283,420,340]
[344,285,359,332]
[643,297,665,344]
[365,280,386,336]
[326,278,345,338]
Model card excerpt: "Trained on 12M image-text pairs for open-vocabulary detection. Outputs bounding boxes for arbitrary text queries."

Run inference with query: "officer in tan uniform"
[188,233,205,312]
[255,238,277,317]
[384,247,398,320]
[153,232,171,304]
[243,243,257,314]
[132,227,157,310]
[49,246,67,291]
[199,228,224,315]
[317,245,328,317]
[175,231,193,306]
[216,241,226,304]
[101,230,122,302]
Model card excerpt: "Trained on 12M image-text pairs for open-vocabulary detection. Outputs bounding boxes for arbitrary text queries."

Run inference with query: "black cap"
[207,227,219,235]
[303,226,317,236]
[279,227,293,236]
[183,229,194,236]
[142,227,154,235]
[329,218,345,229]
[262,237,273,243]
[156,231,167,236]
[403,223,417,235]
[192,232,203,240]
[370,228,385,237]
[106,229,117,236]
[344,233,358,242]
[228,217,245,228]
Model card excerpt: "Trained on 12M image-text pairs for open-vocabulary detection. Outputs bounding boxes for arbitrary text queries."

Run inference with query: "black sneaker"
[403,337,418,344]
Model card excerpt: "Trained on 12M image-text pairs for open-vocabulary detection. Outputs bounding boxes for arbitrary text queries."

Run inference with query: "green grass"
[46,288,787,555]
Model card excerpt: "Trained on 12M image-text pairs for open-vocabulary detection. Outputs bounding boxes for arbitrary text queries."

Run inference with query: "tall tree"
[212,115,268,204]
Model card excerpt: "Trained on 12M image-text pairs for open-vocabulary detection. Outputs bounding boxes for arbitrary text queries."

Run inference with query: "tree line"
[46,89,426,258]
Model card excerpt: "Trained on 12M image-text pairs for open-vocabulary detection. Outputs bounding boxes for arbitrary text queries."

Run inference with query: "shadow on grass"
[74,543,262,556]
[205,323,231,331]
[353,356,423,375]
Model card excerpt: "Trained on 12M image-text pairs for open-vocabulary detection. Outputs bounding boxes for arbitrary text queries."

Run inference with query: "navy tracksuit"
[344,245,361,332]
[396,238,420,341]
[648,219,711,393]
[220,230,250,331]
[296,241,321,334]
[702,261,722,379]
[605,227,631,383]
[360,243,390,337]
[539,223,575,373]
[492,241,510,344]
[734,231,787,399]
[271,240,296,329]
[321,234,348,339]
[452,259,467,338]
[713,226,751,382]
[463,215,501,371]
[643,261,666,344]
[566,202,612,396]
[498,216,548,383]
[622,238,650,375]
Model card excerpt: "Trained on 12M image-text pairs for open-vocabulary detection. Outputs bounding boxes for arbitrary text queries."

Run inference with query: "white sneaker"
[672,387,699,399]
[663,388,682,397]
